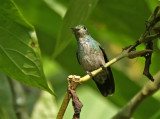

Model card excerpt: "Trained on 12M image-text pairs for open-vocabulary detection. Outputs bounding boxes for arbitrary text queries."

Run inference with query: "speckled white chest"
[77,39,105,72]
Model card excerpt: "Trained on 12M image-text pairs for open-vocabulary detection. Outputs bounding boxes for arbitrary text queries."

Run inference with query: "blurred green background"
[1,0,160,119]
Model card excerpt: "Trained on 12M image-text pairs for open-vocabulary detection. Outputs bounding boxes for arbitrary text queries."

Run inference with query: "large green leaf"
[53,0,99,57]
[13,0,66,56]
[0,0,53,94]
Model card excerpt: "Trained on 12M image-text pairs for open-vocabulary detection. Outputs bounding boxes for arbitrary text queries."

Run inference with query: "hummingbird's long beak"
[70,27,80,31]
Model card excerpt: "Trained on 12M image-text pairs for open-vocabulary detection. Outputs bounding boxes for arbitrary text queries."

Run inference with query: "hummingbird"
[71,25,115,97]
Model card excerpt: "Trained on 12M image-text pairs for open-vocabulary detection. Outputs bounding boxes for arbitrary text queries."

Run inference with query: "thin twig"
[112,71,160,119]
[56,90,71,119]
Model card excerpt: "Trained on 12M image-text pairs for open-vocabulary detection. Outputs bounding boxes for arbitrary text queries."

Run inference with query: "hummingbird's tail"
[93,68,115,97]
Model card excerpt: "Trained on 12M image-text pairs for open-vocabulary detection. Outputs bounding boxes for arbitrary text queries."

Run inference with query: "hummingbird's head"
[71,25,89,39]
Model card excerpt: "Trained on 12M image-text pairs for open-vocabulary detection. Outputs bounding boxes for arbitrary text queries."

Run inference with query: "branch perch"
[112,71,160,119]
[56,6,160,119]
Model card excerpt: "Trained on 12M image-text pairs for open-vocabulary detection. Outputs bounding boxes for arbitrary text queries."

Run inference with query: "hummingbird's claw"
[86,71,93,77]
[100,64,105,70]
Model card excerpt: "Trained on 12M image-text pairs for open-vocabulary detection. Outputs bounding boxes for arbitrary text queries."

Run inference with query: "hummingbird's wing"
[76,51,80,64]
[99,46,110,63]
[95,41,115,96]
[95,40,110,63]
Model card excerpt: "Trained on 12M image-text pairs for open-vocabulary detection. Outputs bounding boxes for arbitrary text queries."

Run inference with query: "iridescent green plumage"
[71,25,115,97]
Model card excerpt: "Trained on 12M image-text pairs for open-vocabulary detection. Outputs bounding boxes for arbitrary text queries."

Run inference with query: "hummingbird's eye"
[83,26,87,30]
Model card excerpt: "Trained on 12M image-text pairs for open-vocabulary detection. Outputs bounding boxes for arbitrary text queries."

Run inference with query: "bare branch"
[112,71,160,119]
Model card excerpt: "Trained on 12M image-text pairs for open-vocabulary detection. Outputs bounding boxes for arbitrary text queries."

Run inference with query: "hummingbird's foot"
[100,64,105,70]
[86,71,93,77]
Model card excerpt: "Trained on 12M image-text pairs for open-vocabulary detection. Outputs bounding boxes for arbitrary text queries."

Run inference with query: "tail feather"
[93,68,115,97]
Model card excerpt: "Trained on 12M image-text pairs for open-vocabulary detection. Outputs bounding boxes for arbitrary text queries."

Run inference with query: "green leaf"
[53,0,99,57]
[0,0,53,94]
[13,0,65,56]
